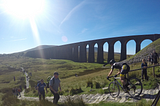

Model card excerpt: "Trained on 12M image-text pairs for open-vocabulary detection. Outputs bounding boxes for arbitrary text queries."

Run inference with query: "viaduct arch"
[26,34,160,63]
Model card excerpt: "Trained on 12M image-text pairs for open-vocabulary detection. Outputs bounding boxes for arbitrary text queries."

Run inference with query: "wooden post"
[152,66,155,77]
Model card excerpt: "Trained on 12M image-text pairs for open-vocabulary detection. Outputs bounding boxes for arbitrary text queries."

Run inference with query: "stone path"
[18,67,160,104]
[19,80,160,104]
[19,88,159,104]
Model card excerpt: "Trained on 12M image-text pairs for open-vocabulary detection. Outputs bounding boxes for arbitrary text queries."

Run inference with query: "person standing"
[14,76,15,81]
[37,79,47,100]
[150,53,153,64]
[152,50,159,65]
[49,72,61,104]
[148,56,151,65]
[141,59,148,81]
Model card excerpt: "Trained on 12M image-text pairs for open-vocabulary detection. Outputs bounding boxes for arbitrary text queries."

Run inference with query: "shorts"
[120,64,130,77]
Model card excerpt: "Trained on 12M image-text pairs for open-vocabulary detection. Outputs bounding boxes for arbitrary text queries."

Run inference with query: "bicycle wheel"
[108,81,120,98]
[127,77,143,97]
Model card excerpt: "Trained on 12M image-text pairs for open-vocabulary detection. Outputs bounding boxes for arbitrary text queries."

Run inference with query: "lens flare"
[62,36,68,42]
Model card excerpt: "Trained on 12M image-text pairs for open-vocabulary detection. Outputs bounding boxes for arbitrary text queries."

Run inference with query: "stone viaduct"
[26,34,160,63]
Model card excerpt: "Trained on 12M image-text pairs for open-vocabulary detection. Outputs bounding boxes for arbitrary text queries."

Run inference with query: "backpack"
[46,76,54,88]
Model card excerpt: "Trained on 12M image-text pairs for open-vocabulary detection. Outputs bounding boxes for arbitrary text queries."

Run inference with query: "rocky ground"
[19,87,159,104]
[18,71,160,104]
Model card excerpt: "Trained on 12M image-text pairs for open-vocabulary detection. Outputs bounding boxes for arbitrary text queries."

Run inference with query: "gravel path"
[18,68,160,104]
[19,88,159,104]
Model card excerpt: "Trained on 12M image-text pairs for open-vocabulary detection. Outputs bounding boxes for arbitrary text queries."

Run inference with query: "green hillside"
[0,39,160,105]
[124,38,160,64]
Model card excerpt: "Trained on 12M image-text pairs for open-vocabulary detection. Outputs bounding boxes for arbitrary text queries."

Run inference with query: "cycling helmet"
[109,59,115,64]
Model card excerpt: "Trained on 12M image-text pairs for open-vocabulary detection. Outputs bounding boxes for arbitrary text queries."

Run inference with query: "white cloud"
[81,28,88,33]
[59,0,86,27]
[11,38,27,42]
[77,28,88,36]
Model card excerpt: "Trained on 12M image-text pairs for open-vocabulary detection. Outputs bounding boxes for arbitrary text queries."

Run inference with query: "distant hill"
[123,38,160,64]
[24,45,57,52]
[0,45,56,57]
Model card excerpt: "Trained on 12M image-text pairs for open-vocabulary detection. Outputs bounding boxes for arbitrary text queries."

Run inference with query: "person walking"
[37,79,47,100]
[12,88,17,97]
[141,59,148,81]
[49,72,61,104]
[17,88,21,97]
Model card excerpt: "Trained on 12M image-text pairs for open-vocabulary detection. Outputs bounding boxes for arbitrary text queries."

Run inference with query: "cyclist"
[104,59,130,92]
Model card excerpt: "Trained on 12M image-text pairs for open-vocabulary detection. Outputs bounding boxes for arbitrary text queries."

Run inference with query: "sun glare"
[2,0,45,19]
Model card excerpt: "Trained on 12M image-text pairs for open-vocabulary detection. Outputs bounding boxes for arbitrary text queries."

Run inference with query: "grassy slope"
[0,64,26,105]
[0,54,160,92]
[91,52,132,63]
[0,47,160,105]
[125,38,160,63]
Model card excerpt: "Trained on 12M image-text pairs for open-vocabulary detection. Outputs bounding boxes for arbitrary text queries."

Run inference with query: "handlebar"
[107,76,113,81]
[107,75,120,81]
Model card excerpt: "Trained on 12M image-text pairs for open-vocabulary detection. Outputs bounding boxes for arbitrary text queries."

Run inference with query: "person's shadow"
[142,94,157,99]
[131,94,157,100]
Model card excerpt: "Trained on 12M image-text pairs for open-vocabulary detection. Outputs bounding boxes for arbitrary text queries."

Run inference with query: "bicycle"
[107,75,143,98]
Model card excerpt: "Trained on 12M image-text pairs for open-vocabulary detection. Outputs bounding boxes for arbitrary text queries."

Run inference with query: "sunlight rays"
[1,0,46,57]
[29,17,40,45]
[1,0,45,19]
[1,0,46,45]
[29,17,44,58]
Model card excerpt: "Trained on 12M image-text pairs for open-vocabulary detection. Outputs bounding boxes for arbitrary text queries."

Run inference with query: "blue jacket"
[141,62,147,71]
[37,83,46,92]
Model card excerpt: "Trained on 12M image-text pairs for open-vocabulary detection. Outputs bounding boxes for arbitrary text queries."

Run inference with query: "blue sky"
[0,0,159,54]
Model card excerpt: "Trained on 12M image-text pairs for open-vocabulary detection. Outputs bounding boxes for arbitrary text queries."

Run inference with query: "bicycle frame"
[108,76,143,98]
[113,77,124,90]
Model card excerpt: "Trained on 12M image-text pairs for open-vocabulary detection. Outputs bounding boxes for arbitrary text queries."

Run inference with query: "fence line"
[128,64,160,106]
[128,64,160,78]
[103,64,160,77]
